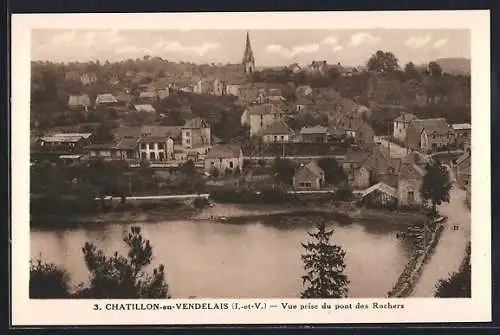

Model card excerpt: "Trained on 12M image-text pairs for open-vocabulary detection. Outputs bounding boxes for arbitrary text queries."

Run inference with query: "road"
[375,137,411,158]
[410,185,471,297]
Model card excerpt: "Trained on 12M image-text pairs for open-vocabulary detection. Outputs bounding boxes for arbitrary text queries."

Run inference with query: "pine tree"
[301,222,349,298]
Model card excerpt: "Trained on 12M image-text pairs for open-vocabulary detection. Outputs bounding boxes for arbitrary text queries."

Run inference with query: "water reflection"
[30,214,410,298]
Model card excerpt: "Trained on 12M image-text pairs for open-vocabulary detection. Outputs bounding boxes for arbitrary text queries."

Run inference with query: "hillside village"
[30,32,471,211]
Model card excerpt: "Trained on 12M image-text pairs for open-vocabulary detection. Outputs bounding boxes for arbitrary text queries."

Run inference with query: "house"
[241,103,285,136]
[115,93,132,108]
[157,89,170,100]
[261,120,292,143]
[396,159,425,208]
[139,91,158,103]
[296,85,313,98]
[80,73,97,85]
[306,60,329,75]
[295,98,315,112]
[455,151,471,188]
[181,118,211,148]
[333,115,375,147]
[138,136,175,161]
[204,144,243,173]
[68,94,91,112]
[300,126,328,143]
[226,82,242,96]
[452,123,471,150]
[134,104,156,113]
[95,93,118,107]
[411,118,455,153]
[406,118,454,152]
[194,79,213,94]
[213,78,226,96]
[36,133,94,154]
[393,112,419,142]
[342,146,397,190]
[292,160,325,190]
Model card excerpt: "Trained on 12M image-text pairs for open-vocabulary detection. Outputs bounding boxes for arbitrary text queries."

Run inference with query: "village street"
[411,185,471,297]
[375,136,411,158]
[375,136,471,296]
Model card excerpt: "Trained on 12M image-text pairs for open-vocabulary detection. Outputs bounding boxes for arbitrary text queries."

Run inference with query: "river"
[31,211,414,298]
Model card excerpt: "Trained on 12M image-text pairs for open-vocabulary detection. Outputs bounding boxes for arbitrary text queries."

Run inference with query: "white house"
[393,112,418,142]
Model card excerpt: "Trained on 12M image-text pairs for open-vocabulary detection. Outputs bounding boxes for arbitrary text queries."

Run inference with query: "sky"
[31,29,470,67]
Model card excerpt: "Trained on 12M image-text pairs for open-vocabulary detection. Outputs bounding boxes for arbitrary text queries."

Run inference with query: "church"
[242,31,255,75]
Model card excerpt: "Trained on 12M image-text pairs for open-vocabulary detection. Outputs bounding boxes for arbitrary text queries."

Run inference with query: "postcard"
[11,10,491,325]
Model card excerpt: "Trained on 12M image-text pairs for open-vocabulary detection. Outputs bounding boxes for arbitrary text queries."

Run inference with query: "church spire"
[242,30,255,74]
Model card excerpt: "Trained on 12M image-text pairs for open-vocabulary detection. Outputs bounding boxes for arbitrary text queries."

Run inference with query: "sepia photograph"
[11,11,490,325]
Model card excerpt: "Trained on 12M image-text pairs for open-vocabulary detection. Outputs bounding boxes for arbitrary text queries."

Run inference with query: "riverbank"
[387,221,445,298]
[31,198,427,230]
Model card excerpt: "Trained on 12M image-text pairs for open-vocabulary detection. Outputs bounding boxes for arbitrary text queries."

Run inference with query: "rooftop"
[452,123,472,130]
[205,144,242,159]
[394,112,418,123]
[96,93,118,104]
[411,118,451,136]
[300,126,328,135]
[261,120,292,135]
[134,104,156,113]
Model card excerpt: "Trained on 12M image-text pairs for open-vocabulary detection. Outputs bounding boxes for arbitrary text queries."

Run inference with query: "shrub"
[335,187,354,202]
[193,197,209,209]
[30,258,71,298]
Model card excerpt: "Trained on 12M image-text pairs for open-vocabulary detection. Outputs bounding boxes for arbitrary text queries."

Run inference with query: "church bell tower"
[242,31,255,75]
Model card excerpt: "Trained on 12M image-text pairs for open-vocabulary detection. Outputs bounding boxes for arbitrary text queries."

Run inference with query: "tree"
[421,159,452,216]
[317,158,346,185]
[367,50,400,74]
[272,157,295,185]
[301,222,349,298]
[180,159,196,177]
[428,61,443,77]
[404,62,420,79]
[94,122,115,144]
[30,258,71,298]
[79,226,170,298]
[435,244,471,297]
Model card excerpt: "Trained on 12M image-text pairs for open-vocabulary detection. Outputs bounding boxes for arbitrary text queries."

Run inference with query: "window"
[211,161,215,166]
[219,158,223,163]
[140,143,146,150]
[273,136,277,142]
[186,138,191,144]
[185,131,191,136]
[149,152,155,160]
[159,152,165,161]
[408,191,415,203]
[280,135,284,141]
[229,161,234,169]
[141,152,146,160]
[158,143,164,150]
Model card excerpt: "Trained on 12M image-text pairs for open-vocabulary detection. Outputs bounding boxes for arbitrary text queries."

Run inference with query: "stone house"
[342,146,398,190]
[85,138,141,161]
[406,118,454,153]
[204,144,243,173]
[300,126,328,143]
[292,160,325,190]
[261,120,293,143]
[455,151,471,188]
[393,112,418,143]
[452,123,471,150]
[181,118,211,148]
[241,103,285,137]
[396,159,425,208]
[68,94,91,112]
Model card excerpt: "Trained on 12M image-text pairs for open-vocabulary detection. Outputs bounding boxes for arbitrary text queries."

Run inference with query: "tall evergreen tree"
[421,159,452,216]
[301,222,349,298]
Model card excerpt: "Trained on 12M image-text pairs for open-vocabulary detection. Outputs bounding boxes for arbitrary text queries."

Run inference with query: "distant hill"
[434,58,471,75]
